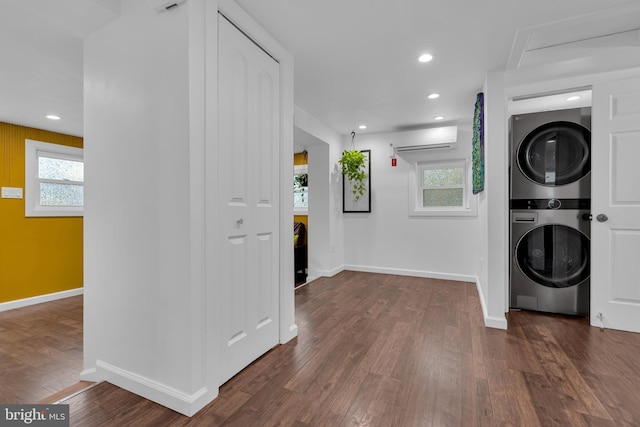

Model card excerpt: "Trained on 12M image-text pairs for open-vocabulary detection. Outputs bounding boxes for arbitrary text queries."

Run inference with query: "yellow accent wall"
[293,214,308,229]
[0,122,83,303]
[293,151,307,166]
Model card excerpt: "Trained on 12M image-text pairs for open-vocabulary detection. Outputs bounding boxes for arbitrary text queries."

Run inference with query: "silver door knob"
[596,214,608,222]
[236,218,244,226]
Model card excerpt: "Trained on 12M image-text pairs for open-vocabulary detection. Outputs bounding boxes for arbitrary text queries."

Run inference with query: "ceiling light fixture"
[427,93,440,99]
[434,116,444,121]
[418,53,433,63]
[358,125,367,129]
[566,95,581,101]
[46,115,61,120]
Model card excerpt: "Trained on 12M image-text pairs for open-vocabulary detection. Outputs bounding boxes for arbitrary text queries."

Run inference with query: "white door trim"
[591,75,640,333]
[501,67,640,331]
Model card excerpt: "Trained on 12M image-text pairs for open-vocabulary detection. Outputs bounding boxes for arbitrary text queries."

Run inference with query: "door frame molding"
[488,66,640,329]
[590,75,640,333]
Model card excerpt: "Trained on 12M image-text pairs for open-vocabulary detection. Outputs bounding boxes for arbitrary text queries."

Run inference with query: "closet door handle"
[596,214,608,223]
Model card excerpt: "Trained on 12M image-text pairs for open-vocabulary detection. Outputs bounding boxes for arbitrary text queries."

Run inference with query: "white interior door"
[591,75,640,333]
[218,14,280,384]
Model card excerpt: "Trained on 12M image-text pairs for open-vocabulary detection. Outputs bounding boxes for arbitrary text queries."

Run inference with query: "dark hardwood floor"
[0,295,84,403]
[63,272,640,426]
[3,273,640,426]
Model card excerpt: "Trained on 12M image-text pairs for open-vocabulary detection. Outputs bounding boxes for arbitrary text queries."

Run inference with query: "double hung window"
[294,165,308,214]
[25,140,84,217]
[409,159,476,217]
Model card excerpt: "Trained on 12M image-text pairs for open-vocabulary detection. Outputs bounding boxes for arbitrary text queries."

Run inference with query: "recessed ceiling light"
[434,116,444,121]
[427,93,440,99]
[46,115,61,120]
[358,125,367,130]
[418,53,433,63]
[566,95,581,101]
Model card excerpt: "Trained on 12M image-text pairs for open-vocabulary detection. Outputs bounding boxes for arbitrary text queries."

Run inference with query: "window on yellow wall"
[294,164,308,214]
[25,139,84,217]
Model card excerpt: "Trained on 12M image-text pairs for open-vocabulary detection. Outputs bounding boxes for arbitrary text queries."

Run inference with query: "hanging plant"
[339,132,367,201]
[294,173,308,188]
[294,172,308,203]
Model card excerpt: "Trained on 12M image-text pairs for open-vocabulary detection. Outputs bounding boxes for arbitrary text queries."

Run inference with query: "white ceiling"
[1,0,640,138]
[0,0,120,137]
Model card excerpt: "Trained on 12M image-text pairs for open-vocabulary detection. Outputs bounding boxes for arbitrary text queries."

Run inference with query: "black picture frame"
[343,149,371,213]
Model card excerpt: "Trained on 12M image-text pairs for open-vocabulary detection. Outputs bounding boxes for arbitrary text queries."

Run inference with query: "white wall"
[294,111,481,284]
[307,142,329,279]
[480,72,509,329]
[83,0,212,415]
[294,107,345,278]
[342,130,480,281]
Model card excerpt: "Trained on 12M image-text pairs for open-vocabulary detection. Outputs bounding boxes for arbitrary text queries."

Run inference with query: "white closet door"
[591,75,640,333]
[218,14,280,384]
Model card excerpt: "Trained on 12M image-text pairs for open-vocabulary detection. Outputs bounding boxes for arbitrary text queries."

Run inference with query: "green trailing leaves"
[339,149,367,201]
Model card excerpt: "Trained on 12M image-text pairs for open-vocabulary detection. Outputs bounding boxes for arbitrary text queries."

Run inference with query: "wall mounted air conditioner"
[394,126,457,153]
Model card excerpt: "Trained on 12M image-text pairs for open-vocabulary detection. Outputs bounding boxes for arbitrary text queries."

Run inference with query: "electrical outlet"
[1,187,23,199]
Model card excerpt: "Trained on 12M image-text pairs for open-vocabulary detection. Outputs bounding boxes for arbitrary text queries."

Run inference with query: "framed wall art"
[472,92,485,194]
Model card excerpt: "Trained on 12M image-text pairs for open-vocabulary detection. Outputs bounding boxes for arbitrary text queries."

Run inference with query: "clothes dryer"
[510,203,590,316]
[510,108,591,200]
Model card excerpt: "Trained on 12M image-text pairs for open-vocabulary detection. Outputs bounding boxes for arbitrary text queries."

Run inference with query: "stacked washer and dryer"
[509,108,592,316]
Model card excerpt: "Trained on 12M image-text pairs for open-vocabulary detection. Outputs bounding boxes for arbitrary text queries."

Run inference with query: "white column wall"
[481,71,509,329]
[83,0,212,415]
[84,0,295,415]
[294,107,345,277]
[307,142,330,280]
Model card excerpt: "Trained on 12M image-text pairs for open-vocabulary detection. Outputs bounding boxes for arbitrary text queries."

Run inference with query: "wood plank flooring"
[0,295,84,403]
[62,271,640,426]
[2,274,640,425]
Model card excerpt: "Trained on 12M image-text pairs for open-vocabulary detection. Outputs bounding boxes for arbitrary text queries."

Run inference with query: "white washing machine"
[510,108,591,200]
[510,204,590,316]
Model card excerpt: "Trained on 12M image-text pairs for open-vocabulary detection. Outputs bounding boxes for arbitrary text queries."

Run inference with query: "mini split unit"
[393,126,458,153]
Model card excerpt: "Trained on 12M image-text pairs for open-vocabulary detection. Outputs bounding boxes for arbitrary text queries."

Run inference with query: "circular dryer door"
[515,224,590,288]
[517,121,590,186]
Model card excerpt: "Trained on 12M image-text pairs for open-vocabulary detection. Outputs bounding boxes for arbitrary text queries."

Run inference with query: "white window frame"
[408,158,477,217]
[25,139,84,217]
[294,164,308,214]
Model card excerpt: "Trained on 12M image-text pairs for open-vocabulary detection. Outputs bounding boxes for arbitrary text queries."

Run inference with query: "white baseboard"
[474,277,508,330]
[302,275,318,285]
[344,264,476,283]
[315,265,344,278]
[80,367,99,382]
[282,323,298,343]
[297,266,345,289]
[96,360,217,417]
[484,315,508,330]
[304,265,346,283]
[0,288,83,312]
